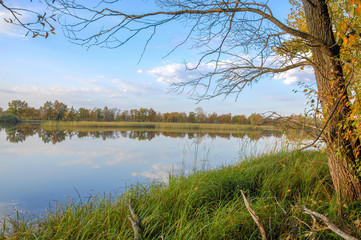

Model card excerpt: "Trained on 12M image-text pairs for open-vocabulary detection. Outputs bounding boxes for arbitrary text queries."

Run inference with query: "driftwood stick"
[128,198,141,240]
[303,205,359,240]
[241,190,268,240]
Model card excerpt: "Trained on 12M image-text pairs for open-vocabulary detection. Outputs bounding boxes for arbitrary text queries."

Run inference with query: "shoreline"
[39,120,280,132]
[2,150,360,239]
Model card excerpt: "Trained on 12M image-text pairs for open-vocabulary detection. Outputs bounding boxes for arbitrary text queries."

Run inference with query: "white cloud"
[65,75,140,95]
[105,152,126,166]
[0,73,162,108]
[132,163,178,183]
[58,148,126,168]
[55,145,149,169]
[138,61,229,85]
[110,78,150,95]
[140,59,315,87]
[0,85,107,107]
[273,66,315,85]
[143,63,190,84]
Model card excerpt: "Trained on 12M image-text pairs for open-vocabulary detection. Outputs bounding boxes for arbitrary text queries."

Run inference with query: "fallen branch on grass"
[241,190,268,240]
[303,205,359,240]
[128,198,142,240]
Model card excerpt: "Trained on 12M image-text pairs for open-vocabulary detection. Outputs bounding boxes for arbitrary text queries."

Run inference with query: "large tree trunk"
[302,0,361,201]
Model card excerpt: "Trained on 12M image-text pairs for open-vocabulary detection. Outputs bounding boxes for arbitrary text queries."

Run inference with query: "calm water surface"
[0,124,288,220]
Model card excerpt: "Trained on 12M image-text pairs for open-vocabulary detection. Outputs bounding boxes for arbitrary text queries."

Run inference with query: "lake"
[0,124,291,221]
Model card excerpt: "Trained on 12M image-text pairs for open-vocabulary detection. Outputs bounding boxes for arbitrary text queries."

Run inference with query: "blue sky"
[0,0,315,116]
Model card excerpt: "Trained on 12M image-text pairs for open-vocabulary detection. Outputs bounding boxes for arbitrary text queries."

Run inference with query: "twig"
[241,190,268,240]
[128,198,141,240]
[303,205,359,240]
[273,196,287,215]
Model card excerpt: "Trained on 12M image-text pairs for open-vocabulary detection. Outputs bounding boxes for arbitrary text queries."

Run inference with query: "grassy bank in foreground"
[40,121,278,132]
[2,151,361,239]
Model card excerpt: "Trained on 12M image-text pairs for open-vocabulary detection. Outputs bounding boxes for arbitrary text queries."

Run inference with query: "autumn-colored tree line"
[1,99,270,125]
[2,124,281,144]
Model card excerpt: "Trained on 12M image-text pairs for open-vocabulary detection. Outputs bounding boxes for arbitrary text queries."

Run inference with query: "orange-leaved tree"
[285,0,361,201]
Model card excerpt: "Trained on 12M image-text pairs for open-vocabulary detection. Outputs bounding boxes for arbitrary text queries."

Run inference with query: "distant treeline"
[1,124,284,144]
[0,99,294,125]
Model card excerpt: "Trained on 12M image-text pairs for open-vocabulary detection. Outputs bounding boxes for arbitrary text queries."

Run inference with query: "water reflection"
[0,123,297,222]
[1,124,283,144]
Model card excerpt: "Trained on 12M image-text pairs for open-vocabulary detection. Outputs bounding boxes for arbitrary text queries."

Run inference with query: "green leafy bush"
[0,114,20,124]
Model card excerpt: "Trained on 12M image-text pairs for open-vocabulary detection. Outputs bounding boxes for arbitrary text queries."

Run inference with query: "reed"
[2,151,360,239]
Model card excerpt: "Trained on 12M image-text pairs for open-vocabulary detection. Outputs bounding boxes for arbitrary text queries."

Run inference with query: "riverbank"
[2,150,360,239]
[40,120,279,132]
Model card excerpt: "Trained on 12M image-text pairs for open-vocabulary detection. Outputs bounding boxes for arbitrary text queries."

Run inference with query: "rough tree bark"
[302,0,361,201]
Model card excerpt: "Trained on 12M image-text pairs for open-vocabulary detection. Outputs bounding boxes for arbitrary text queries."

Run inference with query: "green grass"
[40,121,278,132]
[2,151,361,239]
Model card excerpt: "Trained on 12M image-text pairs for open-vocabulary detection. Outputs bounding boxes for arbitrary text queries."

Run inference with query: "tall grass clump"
[2,151,361,239]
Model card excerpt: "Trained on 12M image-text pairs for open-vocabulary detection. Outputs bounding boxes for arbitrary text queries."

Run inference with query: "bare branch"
[0,1,56,38]
[128,198,141,240]
[52,1,323,45]
[241,190,267,240]
[43,0,325,102]
[303,205,359,240]
[174,60,311,101]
